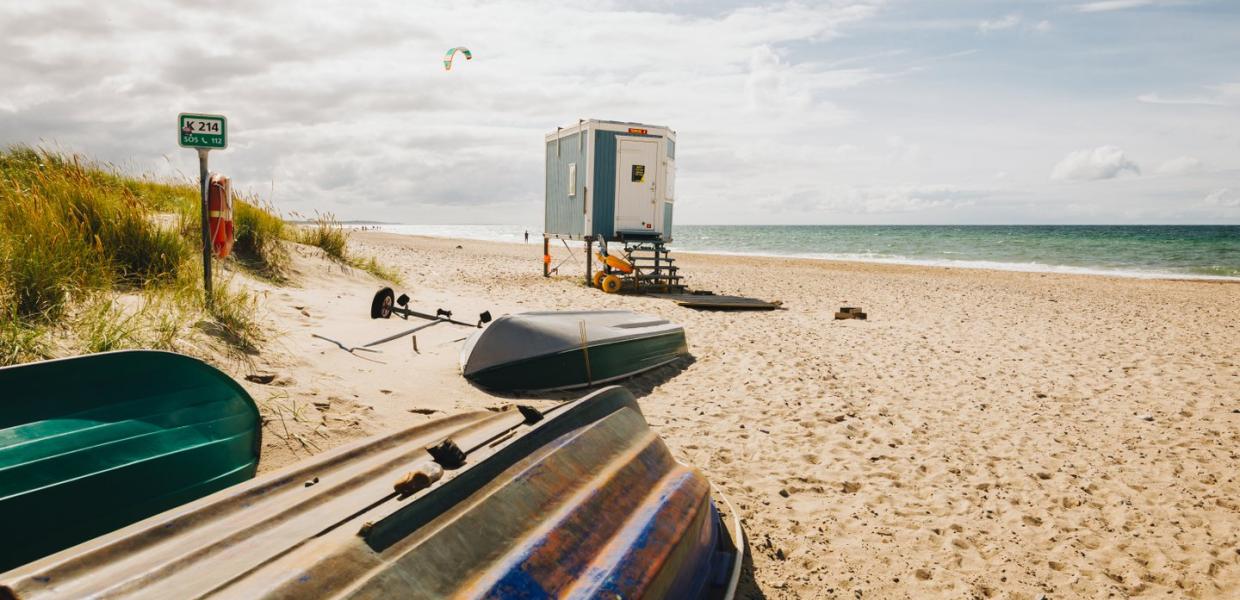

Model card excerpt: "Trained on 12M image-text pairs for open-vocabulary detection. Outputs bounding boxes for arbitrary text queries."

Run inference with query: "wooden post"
[542,236,550,277]
[585,238,593,286]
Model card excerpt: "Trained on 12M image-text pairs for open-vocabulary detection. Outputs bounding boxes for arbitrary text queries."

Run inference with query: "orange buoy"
[207,174,234,258]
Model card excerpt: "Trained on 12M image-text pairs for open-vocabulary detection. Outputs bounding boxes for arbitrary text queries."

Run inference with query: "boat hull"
[1,386,740,600]
[466,329,688,392]
[0,351,261,573]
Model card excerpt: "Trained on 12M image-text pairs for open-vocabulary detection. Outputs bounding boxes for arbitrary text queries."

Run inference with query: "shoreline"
[353,228,1240,284]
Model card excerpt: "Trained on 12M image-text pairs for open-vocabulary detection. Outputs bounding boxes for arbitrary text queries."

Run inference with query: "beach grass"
[0,147,190,319]
[297,212,349,261]
[233,196,291,280]
[0,312,48,365]
[353,255,403,283]
[0,146,277,364]
[296,212,402,284]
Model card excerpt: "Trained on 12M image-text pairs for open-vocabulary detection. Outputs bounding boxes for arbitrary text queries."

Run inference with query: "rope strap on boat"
[579,320,593,385]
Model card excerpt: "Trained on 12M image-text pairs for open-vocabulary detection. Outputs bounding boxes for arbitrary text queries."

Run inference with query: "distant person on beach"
[524,230,529,243]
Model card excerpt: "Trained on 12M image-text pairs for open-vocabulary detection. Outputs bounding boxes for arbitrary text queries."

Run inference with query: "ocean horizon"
[363,224,1240,281]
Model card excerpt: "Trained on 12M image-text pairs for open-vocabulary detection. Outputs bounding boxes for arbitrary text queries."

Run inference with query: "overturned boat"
[1,386,743,599]
[0,351,261,573]
[460,310,689,392]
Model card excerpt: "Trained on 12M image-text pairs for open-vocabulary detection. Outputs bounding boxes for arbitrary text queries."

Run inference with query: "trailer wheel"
[592,270,607,289]
[371,287,395,319]
[601,275,622,294]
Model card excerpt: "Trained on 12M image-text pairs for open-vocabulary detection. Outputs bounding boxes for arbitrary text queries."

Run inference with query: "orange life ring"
[208,173,234,259]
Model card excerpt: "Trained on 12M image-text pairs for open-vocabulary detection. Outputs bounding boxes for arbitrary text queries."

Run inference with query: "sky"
[1,0,1237,225]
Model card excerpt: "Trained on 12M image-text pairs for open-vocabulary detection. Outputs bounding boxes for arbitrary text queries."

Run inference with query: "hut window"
[567,163,577,197]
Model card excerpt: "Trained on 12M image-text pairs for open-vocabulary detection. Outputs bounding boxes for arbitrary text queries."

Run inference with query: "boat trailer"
[313,288,492,355]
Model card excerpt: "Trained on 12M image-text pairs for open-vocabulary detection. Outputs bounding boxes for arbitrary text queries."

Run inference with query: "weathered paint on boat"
[461,310,689,392]
[0,386,741,599]
[0,350,261,573]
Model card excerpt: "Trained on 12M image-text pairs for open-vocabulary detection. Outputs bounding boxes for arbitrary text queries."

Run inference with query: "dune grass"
[0,313,48,365]
[297,212,349,261]
[233,197,290,279]
[0,146,276,364]
[296,212,402,284]
[0,145,398,365]
[0,148,190,319]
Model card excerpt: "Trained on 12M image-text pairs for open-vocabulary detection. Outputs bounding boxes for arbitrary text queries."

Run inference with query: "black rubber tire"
[371,287,395,319]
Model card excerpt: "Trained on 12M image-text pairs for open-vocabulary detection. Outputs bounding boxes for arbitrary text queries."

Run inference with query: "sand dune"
[234,233,1239,599]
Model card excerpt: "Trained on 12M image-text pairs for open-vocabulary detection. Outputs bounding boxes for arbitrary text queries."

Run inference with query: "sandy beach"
[233,232,1239,599]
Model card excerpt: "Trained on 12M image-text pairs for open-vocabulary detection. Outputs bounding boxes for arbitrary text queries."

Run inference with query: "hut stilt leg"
[585,238,593,286]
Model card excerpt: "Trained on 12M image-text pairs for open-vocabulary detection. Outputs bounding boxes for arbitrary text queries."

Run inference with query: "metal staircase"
[616,240,684,293]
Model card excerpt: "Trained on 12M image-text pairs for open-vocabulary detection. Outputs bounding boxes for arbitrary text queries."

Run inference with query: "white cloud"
[765,184,982,215]
[1204,188,1238,208]
[0,1,884,222]
[1074,0,1179,13]
[1033,20,1053,33]
[885,135,922,164]
[1155,156,1203,176]
[0,1,1235,225]
[1050,146,1141,181]
[1138,82,1240,107]
[978,14,1020,33]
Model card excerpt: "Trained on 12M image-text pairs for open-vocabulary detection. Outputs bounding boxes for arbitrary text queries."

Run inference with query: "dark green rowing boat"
[0,350,261,572]
[460,310,688,392]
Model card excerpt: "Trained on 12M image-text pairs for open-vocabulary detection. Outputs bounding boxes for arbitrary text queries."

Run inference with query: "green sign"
[178,113,227,149]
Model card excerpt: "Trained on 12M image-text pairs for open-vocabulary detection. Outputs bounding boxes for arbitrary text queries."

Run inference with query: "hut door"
[614,139,658,232]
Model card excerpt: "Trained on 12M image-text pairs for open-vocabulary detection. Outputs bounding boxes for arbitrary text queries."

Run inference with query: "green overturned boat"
[460,310,689,392]
[0,350,261,572]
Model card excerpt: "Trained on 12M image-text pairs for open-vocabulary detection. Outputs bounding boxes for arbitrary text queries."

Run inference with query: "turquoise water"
[373,224,1240,280]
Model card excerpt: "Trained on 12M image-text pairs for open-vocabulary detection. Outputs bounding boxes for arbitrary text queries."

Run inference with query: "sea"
[364,224,1240,281]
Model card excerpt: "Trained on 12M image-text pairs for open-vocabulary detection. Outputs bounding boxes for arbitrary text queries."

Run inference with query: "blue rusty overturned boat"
[1,385,743,599]
[0,351,262,574]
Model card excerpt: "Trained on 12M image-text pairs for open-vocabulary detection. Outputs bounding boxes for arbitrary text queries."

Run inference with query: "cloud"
[0,1,1235,225]
[1138,82,1240,107]
[1204,188,1238,208]
[1033,20,1053,33]
[0,1,885,222]
[1155,156,1203,176]
[1073,0,1179,13]
[766,184,982,215]
[1050,146,1141,181]
[978,14,1020,33]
